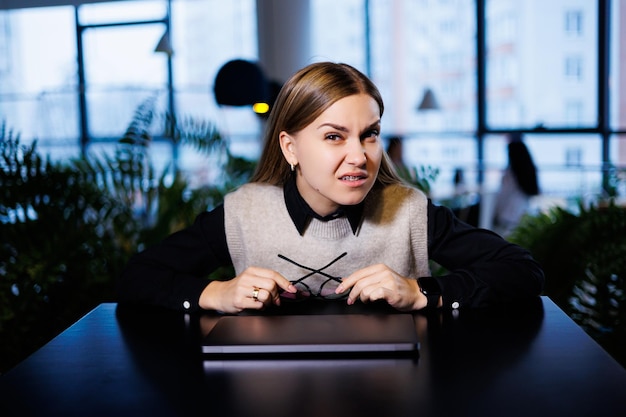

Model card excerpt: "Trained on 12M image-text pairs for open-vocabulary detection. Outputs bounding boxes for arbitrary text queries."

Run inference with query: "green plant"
[396,164,440,195]
[602,164,626,198]
[0,103,254,374]
[1,129,132,373]
[508,201,626,367]
[87,95,239,249]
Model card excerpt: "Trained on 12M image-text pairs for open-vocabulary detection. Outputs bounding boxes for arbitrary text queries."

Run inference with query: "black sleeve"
[116,204,232,312]
[427,200,544,308]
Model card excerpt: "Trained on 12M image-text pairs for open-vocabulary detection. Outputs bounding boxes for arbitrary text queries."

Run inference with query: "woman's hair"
[508,139,539,196]
[250,62,402,186]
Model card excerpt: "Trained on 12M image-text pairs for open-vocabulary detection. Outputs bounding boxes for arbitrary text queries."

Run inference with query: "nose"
[345,139,367,166]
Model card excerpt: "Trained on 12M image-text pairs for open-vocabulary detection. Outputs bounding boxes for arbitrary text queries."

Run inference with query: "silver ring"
[252,288,260,301]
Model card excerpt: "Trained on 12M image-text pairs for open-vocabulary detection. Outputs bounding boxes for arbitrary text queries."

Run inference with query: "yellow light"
[253,102,270,114]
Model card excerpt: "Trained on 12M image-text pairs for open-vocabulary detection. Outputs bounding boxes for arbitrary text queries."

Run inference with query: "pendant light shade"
[155,31,173,55]
[417,88,440,111]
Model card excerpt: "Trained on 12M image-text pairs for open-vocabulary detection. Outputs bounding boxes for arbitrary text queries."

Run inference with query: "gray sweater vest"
[224,182,429,295]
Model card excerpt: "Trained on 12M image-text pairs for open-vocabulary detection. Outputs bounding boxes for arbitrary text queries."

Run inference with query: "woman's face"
[280,94,383,216]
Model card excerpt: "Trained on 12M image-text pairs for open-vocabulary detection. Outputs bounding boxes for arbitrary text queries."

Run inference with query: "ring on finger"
[252,287,260,301]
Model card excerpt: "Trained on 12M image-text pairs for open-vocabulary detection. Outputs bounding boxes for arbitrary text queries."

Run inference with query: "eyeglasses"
[278,252,349,300]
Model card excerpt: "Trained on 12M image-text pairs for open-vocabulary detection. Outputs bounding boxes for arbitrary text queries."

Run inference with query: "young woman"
[117,62,544,314]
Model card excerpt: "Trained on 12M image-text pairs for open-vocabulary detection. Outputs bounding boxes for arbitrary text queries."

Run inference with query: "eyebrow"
[317,120,381,134]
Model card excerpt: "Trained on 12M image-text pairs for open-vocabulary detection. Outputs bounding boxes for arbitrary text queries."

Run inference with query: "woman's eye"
[362,130,379,141]
[325,134,342,141]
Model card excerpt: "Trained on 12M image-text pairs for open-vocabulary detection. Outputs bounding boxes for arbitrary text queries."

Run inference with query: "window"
[486,0,597,130]
[565,56,583,80]
[0,0,259,171]
[565,10,583,36]
[81,22,168,140]
[0,5,79,159]
[565,100,584,124]
[0,0,624,203]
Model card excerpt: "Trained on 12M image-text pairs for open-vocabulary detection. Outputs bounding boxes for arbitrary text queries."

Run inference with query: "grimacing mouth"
[340,175,366,181]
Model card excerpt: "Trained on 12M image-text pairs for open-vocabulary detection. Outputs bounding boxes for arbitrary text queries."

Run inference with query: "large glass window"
[0,6,78,159]
[368,0,476,134]
[81,22,168,140]
[1,0,624,202]
[0,0,259,181]
[78,0,259,145]
[486,0,598,129]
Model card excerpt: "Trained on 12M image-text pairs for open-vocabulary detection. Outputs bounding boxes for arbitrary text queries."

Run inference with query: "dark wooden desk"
[1,297,625,417]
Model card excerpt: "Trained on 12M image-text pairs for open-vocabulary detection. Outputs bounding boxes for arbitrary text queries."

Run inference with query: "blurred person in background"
[492,133,540,237]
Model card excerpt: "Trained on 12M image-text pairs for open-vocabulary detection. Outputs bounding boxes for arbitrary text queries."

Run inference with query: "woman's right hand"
[199,266,297,314]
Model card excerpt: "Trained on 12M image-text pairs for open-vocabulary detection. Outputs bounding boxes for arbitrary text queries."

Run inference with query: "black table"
[1,297,625,417]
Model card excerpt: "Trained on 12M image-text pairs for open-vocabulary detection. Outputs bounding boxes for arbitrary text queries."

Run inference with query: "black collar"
[283,175,363,235]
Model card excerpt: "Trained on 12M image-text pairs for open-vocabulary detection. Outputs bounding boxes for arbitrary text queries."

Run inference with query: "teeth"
[342,176,361,181]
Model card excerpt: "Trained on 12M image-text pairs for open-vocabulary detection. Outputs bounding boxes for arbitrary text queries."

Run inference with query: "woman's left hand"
[335,264,427,311]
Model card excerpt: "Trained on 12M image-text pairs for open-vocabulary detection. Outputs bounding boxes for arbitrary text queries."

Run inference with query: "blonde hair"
[250,62,402,186]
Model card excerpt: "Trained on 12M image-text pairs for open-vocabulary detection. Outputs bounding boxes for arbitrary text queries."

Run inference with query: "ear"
[279,131,297,166]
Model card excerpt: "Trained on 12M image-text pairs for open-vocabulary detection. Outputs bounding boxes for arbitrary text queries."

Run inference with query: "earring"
[290,163,295,172]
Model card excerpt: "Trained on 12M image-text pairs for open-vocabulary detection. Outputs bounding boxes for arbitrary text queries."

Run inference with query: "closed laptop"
[202,313,419,356]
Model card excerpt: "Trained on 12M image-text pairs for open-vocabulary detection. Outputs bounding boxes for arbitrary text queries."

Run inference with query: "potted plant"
[508,201,626,367]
